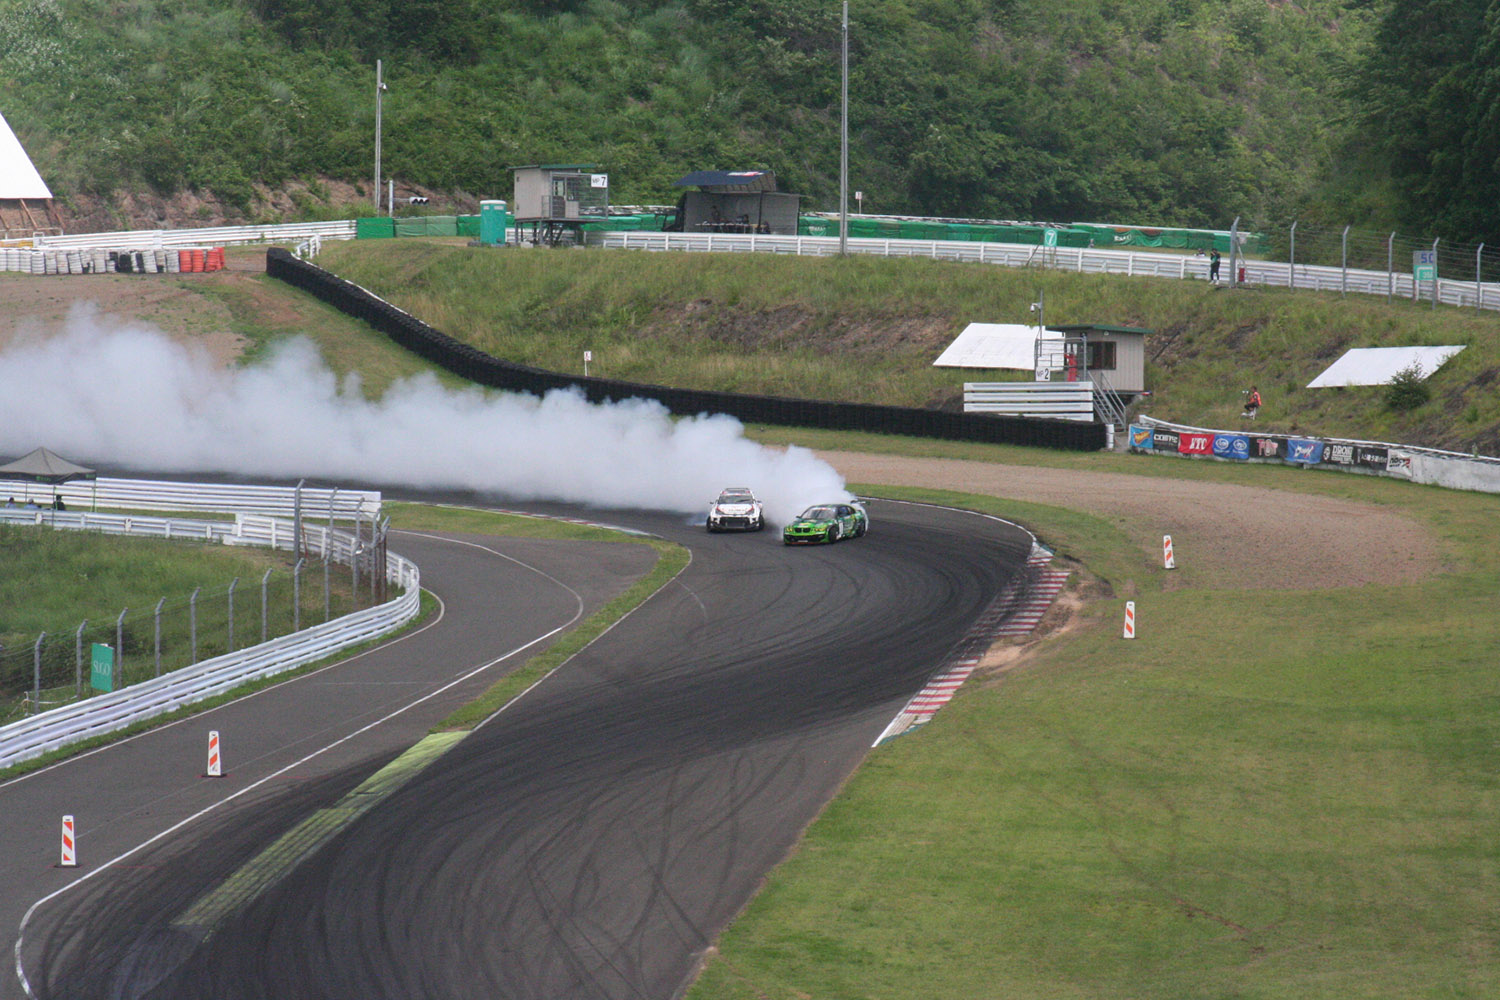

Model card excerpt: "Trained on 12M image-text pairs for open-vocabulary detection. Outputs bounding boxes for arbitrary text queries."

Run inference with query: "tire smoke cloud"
[0,311,852,524]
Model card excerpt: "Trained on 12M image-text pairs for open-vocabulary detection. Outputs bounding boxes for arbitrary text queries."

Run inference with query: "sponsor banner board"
[1179,432,1214,455]
[1355,445,1389,470]
[1129,425,1154,450]
[1249,435,1286,460]
[1386,449,1414,478]
[1212,433,1251,460]
[1285,438,1324,465]
[1322,442,1357,467]
[90,643,114,693]
[1152,428,1180,452]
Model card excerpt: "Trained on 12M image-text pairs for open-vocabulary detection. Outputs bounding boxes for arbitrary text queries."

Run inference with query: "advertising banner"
[1285,439,1324,465]
[1321,442,1357,467]
[90,643,114,693]
[1129,425,1154,450]
[1249,436,1286,460]
[1355,445,1389,470]
[1212,433,1251,460]
[1386,449,1414,478]
[1178,432,1214,455]
[1152,428,1180,452]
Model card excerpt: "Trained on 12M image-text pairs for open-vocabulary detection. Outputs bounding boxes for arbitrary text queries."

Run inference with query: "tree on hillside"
[1352,0,1500,243]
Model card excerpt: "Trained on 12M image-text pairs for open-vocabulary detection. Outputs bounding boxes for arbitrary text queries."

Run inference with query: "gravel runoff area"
[821,449,1444,592]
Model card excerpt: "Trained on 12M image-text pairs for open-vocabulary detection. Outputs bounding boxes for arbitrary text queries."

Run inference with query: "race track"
[8,497,1033,1000]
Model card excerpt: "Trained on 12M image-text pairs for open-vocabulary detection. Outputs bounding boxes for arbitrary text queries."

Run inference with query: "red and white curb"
[875,543,1069,746]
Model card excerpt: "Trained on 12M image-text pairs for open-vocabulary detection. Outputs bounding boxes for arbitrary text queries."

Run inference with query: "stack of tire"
[0,246,227,275]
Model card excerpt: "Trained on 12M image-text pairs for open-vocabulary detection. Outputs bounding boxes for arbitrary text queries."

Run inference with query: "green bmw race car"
[782,502,868,545]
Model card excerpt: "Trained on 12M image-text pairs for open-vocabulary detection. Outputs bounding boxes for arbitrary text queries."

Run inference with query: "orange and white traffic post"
[60,815,77,868]
[1163,534,1175,570]
[1123,601,1136,639]
[206,730,223,778]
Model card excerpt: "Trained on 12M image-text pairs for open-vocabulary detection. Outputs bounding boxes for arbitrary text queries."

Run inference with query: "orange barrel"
[177,250,190,272]
[190,249,204,273]
[207,247,225,271]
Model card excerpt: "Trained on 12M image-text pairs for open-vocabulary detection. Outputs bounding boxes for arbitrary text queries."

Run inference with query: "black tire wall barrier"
[267,248,1106,451]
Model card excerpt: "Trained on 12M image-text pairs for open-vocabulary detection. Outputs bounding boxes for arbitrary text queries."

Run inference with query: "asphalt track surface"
[4,496,1034,1000]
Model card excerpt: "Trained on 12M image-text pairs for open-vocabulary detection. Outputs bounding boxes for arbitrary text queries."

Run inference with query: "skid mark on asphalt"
[172,731,467,941]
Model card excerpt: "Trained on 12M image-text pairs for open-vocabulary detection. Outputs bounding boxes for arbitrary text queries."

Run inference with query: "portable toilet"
[479,199,510,245]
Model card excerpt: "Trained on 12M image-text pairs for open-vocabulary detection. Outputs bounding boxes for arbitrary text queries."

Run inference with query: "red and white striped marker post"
[1123,601,1136,639]
[1163,534,1175,570]
[60,815,77,868]
[206,730,222,778]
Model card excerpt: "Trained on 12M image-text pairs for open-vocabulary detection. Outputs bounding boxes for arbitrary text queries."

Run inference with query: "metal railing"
[0,487,417,771]
[593,231,1500,314]
[31,219,356,251]
[1,477,379,520]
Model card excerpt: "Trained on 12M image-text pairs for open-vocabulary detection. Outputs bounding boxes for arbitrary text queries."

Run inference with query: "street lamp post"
[374,60,388,212]
[839,0,849,257]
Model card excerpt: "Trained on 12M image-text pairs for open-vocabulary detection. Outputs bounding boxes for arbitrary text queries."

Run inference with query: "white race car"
[705,487,765,532]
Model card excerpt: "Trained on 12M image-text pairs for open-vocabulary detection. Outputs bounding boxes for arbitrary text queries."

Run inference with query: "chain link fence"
[0,524,388,721]
[1243,220,1499,291]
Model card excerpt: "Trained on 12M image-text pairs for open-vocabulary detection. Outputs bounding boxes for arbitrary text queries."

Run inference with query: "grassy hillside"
[317,240,1500,453]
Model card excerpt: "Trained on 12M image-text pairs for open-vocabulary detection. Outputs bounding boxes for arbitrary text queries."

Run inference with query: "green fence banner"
[90,643,114,693]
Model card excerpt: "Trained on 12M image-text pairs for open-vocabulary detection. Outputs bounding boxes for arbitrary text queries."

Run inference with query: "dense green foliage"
[1384,361,1432,411]
[1344,0,1500,243]
[1,0,1384,230]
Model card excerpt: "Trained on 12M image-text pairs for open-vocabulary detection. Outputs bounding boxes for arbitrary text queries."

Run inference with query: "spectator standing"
[1209,249,1222,283]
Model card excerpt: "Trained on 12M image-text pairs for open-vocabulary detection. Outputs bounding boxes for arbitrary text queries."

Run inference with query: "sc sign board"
[1413,250,1437,282]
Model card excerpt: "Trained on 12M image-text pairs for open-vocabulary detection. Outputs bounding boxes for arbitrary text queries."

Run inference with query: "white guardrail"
[0,481,418,771]
[592,231,1500,312]
[2,477,379,520]
[31,220,356,252]
[12,218,1496,311]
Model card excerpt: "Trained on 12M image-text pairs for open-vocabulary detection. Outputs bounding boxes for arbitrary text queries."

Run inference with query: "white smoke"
[0,308,851,525]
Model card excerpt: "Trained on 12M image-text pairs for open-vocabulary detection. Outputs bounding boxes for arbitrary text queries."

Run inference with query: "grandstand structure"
[0,109,61,240]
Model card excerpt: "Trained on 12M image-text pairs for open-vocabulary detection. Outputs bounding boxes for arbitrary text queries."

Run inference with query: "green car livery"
[782,503,868,545]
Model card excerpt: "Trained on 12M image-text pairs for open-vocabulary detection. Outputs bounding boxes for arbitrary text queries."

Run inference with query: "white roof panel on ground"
[1307,345,1465,388]
[933,323,1049,370]
[0,110,52,200]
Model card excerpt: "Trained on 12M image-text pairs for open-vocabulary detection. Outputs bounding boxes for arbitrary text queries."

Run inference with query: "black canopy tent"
[0,447,97,508]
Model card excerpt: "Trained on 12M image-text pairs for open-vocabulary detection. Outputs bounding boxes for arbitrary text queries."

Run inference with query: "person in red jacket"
[1243,385,1262,419]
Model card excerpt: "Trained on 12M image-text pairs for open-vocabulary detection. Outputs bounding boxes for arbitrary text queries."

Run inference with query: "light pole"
[374,60,388,212]
[839,0,849,256]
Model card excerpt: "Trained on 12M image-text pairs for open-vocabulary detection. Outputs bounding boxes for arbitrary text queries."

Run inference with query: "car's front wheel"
[828,523,842,543]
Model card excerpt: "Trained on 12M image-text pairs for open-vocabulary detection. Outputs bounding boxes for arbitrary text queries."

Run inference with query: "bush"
[1384,362,1431,411]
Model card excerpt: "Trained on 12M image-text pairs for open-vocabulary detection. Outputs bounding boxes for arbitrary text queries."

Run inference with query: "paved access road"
[8,498,1033,1000]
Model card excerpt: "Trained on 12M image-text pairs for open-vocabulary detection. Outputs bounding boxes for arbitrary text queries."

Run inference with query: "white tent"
[932,323,1049,370]
[1307,346,1464,388]
[0,110,52,200]
[0,108,59,238]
